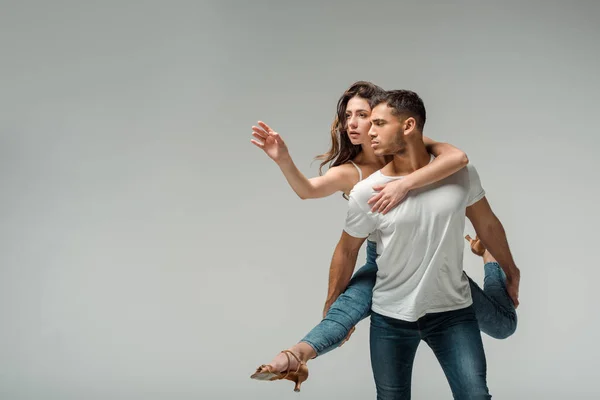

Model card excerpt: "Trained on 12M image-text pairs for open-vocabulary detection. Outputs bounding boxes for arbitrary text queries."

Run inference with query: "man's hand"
[322,299,334,319]
[322,299,356,347]
[466,197,521,308]
[506,270,520,308]
[324,231,365,314]
[340,326,356,347]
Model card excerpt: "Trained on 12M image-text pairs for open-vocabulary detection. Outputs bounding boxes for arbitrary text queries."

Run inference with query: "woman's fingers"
[378,199,390,213]
[258,121,275,134]
[382,199,396,215]
[252,131,269,142]
[368,192,383,206]
[371,197,387,213]
[252,126,269,139]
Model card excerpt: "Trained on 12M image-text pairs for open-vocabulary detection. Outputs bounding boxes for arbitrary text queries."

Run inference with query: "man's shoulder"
[465,163,479,174]
[444,163,478,185]
[464,163,483,184]
[349,172,384,206]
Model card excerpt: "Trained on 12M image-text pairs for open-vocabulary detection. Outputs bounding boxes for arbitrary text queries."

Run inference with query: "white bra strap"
[348,160,363,181]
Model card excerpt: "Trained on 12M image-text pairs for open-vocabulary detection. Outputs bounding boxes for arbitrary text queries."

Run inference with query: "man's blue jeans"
[370,306,490,399]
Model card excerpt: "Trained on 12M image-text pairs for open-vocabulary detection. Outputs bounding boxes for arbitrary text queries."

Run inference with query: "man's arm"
[323,231,367,317]
[466,196,520,307]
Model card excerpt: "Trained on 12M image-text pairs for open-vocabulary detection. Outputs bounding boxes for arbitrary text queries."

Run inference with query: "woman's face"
[345,96,372,145]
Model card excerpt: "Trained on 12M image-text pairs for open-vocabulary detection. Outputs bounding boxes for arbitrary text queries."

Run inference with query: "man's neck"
[381,141,430,177]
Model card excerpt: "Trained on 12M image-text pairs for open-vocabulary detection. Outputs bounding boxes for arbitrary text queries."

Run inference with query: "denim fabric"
[301,241,516,355]
[370,307,490,399]
[301,241,378,355]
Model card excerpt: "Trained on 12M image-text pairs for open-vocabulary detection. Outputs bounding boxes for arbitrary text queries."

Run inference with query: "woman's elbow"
[457,151,469,167]
[298,187,328,200]
[297,191,316,200]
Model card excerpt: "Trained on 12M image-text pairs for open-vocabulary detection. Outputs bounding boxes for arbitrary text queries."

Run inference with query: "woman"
[249,81,517,392]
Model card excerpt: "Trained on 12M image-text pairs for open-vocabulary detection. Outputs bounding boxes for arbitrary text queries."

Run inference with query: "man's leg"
[422,306,491,400]
[370,312,421,400]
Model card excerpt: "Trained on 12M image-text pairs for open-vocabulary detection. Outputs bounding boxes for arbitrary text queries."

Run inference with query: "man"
[325,90,520,399]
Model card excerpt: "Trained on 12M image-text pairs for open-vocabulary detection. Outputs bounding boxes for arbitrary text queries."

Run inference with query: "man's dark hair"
[370,90,426,131]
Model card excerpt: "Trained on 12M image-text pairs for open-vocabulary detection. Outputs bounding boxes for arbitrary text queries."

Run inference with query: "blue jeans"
[370,307,490,399]
[301,241,517,355]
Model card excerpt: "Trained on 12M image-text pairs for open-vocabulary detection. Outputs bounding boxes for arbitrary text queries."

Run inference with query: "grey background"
[1,0,598,399]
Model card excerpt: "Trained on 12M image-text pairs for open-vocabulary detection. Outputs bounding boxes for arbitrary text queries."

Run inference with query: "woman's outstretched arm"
[251,121,354,199]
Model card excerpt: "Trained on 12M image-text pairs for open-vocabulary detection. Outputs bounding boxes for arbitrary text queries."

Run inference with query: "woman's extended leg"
[466,235,518,339]
[251,241,378,391]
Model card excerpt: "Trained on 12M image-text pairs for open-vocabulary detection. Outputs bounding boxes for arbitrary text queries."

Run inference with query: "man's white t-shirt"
[344,161,485,322]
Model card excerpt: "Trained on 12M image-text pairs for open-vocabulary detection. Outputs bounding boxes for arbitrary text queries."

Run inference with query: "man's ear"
[403,117,417,136]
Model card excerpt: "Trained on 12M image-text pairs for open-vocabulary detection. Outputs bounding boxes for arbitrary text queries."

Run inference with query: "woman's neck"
[355,142,386,168]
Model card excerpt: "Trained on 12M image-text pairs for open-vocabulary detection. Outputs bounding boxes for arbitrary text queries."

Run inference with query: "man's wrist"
[326,289,343,306]
[503,264,520,280]
[326,293,339,305]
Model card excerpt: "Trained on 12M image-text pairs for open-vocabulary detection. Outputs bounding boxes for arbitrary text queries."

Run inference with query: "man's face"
[368,103,406,156]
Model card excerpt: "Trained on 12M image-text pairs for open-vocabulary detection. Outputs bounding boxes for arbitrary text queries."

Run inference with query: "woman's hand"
[367,179,411,214]
[251,121,290,164]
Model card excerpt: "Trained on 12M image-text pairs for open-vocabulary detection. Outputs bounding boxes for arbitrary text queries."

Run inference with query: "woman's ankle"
[482,250,497,265]
[292,342,317,363]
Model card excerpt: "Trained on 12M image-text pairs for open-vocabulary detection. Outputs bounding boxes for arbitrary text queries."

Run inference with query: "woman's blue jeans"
[301,240,517,356]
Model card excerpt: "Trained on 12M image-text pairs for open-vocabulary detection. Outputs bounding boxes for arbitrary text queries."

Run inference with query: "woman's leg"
[300,260,377,356]
[251,241,378,380]
[466,235,517,339]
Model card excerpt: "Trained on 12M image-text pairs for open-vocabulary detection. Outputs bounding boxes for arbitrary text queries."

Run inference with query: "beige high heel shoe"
[250,350,309,392]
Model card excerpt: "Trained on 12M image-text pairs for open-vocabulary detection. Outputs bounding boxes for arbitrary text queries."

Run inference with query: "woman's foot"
[465,234,497,264]
[250,343,314,392]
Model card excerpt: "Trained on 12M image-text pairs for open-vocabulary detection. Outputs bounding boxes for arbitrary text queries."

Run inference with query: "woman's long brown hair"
[315,81,385,175]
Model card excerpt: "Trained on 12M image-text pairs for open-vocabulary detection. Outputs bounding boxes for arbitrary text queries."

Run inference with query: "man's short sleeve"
[466,164,486,206]
[344,190,377,238]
